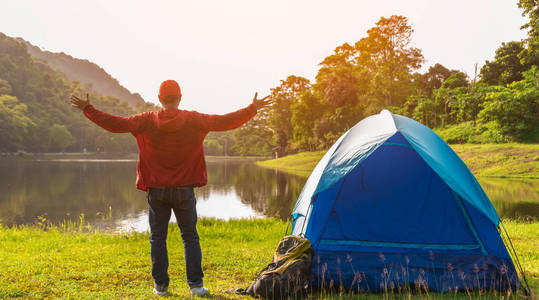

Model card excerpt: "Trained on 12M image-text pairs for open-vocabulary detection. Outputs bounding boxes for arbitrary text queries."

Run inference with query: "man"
[70,80,271,296]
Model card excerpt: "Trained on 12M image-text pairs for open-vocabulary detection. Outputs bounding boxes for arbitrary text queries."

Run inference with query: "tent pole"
[284,217,291,236]
[298,204,311,238]
[500,220,531,296]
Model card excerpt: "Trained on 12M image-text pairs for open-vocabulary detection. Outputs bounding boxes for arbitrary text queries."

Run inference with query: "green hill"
[0,32,155,153]
[18,38,145,109]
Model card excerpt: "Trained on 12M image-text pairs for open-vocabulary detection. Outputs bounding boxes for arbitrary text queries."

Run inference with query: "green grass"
[257,144,539,179]
[257,151,326,178]
[450,144,538,178]
[501,220,539,292]
[0,219,285,299]
[0,218,537,299]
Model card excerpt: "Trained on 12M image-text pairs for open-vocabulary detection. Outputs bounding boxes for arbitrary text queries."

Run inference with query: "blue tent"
[290,110,521,292]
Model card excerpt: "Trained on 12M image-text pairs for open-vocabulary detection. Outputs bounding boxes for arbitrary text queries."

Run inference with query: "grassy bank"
[0,219,284,299]
[257,144,539,179]
[0,219,537,299]
[257,151,326,178]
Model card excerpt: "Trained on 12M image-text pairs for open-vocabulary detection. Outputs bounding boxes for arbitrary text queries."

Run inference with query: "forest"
[0,0,536,155]
[0,32,158,153]
[230,0,538,157]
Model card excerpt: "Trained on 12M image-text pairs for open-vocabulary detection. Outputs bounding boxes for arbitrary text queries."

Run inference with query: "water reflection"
[0,159,146,228]
[478,178,539,220]
[0,158,536,232]
[117,190,262,232]
[0,158,307,231]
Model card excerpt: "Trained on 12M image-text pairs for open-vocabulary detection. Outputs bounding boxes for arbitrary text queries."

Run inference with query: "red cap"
[159,80,181,100]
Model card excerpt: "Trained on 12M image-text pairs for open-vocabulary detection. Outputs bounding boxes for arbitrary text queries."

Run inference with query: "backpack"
[237,235,314,300]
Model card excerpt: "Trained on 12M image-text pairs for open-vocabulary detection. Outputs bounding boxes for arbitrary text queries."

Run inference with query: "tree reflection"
[0,159,535,229]
[202,159,306,220]
[0,158,307,227]
[479,178,539,219]
[0,159,147,226]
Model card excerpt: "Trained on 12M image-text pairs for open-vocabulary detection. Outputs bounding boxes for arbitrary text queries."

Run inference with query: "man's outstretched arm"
[70,93,148,134]
[195,93,272,132]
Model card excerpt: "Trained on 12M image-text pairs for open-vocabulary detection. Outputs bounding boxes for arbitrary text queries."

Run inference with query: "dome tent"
[290,110,524,292]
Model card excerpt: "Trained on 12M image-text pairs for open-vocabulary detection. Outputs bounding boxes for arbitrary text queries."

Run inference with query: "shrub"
[435,121,512,144]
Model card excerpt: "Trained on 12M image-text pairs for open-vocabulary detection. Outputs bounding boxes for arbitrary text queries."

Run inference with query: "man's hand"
[252,92,272,110]
[70,93,90,111]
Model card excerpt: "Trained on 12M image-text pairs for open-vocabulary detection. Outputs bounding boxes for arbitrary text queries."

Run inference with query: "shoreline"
[0,152,269,162]
[257,143,539,179]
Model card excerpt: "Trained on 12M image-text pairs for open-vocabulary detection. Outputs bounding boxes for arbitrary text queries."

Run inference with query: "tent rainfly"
[290,110,528,293]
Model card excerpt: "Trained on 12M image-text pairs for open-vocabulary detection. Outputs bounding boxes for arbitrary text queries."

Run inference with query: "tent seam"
[454,192,487,256]
[314,177,347,250]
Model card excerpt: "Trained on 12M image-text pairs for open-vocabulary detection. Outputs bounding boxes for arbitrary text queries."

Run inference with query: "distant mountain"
[18,38,145,109]
[0,32,144,152]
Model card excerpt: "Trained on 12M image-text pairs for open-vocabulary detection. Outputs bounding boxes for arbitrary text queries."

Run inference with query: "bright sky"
[0,0,528,113]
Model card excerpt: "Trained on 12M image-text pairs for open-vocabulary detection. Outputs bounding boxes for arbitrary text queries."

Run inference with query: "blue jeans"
[147,186,203,288]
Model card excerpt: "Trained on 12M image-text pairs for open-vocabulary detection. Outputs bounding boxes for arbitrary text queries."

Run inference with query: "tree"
[290,90,325,151]
[441,71,469,89]
[0,79,12,95]
[48,124,75,152]
[518,0,539,67]
[316,43,360,108]
[312,115,342,150]
[355,15,424,108]
[480,41,528,86]
[269,76,311,156]
[0,95,35,151]
[0,32,143,153]
[478,66,539,141]
[313,43,366,136]
[404,95,436,127]
[412,63,455,96]
[206,131,237,156]
[232,109,273,157]
[203,139,223,156]
[454,84,497,123]
[519,0,539,38]
[430,88,458,127]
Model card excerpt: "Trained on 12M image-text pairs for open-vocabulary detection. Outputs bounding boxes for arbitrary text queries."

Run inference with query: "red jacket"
[83,104,257,191]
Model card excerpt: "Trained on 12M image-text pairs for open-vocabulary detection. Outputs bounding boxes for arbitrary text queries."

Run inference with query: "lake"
[0,158,537,232]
